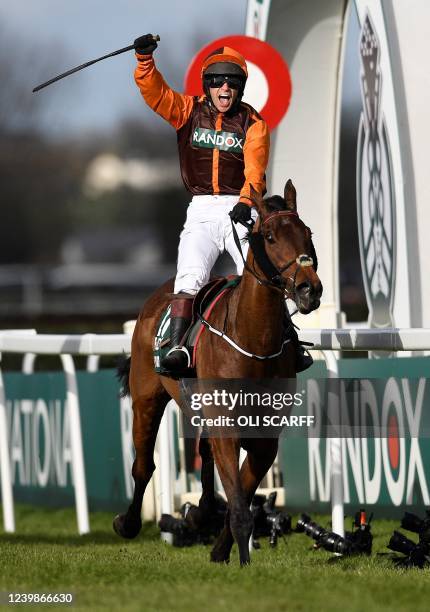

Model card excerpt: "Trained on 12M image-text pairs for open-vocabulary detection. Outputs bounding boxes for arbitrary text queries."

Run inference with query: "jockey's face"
[209,81,239,113]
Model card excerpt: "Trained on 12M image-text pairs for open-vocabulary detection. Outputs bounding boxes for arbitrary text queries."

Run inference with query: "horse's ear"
[284,179,297,212]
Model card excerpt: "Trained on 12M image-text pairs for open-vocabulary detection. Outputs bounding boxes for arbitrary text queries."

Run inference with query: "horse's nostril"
[296,282,311,296]
[297,281,322,305]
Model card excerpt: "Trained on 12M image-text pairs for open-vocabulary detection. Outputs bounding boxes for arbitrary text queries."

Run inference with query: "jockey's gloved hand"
[134,34,158,55]
[229,202,252,225]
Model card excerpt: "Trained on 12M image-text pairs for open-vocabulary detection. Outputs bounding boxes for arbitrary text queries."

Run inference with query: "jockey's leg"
[161,197,220,374]
[174,196,223,293]
[160,294,195,372]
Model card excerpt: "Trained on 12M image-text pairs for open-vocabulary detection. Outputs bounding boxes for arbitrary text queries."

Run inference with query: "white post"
[322,350,344,538]
[171,402,188,495]
[61,354,90,534]
[159,401,174,543]
[22,353,36,374]
[86,355,100,372]
[0,359,15,532]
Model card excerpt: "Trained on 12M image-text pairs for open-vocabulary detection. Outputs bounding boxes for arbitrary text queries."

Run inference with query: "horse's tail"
[117,354,131,397]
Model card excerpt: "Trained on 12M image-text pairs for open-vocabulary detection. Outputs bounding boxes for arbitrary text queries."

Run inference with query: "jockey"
[133,34,268,373]
[134,34,311,374]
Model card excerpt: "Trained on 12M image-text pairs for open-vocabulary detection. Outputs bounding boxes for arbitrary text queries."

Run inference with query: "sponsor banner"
[5,359,430,517]
[4,370,133,511]
[179,376,430,439]
[281,358,430,517]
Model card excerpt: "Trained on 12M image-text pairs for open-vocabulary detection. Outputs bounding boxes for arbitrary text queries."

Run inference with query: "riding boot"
[295,343,314,373]
[160,295,193,374]
[288,320,314,373]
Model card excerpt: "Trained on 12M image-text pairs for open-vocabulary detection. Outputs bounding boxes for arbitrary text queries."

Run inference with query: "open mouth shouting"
[210,83,238,113]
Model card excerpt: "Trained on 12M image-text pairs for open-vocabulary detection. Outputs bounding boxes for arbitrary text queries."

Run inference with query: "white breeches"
[173,195,257,295]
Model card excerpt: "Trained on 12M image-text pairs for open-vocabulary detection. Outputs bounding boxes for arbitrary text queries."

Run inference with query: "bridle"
[231,210,315,300]
[197,210,316,361]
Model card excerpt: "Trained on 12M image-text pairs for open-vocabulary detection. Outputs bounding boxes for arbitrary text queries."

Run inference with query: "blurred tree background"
[0,28,191,334]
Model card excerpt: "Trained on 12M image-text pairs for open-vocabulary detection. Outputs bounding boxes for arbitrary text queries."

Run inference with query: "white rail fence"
[0,328,429,538]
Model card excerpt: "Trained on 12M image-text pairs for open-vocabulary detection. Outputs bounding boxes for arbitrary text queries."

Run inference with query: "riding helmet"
[201,47,248,104]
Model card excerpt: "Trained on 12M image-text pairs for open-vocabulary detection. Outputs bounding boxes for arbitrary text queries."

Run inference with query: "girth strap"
[197,310,291,360]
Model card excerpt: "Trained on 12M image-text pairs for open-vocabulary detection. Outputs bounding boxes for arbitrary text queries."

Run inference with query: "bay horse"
[114,179,322,565]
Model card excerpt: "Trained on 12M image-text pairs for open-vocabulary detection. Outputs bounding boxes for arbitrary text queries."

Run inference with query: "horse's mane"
[263,195,286,212]
[242,194,287,243]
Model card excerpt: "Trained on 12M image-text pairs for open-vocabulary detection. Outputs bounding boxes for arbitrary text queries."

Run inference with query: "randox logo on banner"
[192,128,244,152]
[280,364,430,519]
[307,378,430,508]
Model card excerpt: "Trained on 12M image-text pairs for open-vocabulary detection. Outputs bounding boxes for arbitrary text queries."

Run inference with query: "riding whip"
[32,35,160,93]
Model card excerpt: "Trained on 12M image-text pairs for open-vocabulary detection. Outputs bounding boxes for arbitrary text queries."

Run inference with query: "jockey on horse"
[133,34,312,375]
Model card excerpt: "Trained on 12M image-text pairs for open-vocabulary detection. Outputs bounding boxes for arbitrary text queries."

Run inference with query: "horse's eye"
[265,232,274,244]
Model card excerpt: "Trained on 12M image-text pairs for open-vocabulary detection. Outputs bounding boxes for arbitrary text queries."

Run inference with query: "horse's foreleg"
[210,439,279,563]
[239,439,279,506]
[210,438,253,566]
[198,434,216,511]
[210,511,234,564]
[184,434,219,532]
[113,391,168,539]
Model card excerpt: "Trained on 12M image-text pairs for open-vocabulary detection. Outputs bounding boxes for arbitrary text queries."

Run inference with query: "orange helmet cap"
[201,46,248,80]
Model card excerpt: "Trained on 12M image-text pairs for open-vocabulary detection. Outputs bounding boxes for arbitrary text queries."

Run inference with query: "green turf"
[0,506,429,611]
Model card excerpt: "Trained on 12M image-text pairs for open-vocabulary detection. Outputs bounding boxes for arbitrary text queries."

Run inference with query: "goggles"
[204,74,244,90]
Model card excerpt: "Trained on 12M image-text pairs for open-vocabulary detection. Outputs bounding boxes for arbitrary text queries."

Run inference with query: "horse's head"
[248,179,323,314]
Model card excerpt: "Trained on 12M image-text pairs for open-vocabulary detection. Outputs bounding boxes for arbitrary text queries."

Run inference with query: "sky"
[2,0,248,136]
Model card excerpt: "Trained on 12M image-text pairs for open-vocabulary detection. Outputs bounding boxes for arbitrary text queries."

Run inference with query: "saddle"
[153,276,241,375]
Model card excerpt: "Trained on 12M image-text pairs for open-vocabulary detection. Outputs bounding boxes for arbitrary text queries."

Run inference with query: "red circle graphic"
[184,35,292,131]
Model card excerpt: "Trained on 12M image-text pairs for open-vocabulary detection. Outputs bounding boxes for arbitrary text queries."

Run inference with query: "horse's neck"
[232,261,285,353]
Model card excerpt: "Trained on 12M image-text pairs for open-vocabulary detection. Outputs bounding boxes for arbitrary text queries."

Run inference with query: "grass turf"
[0,506,429,611]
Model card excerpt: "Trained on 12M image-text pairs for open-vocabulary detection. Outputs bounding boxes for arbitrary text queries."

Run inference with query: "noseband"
[232,210,315,298]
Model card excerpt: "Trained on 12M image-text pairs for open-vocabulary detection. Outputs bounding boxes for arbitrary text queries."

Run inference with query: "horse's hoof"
[113,514,142,539]
[210,547,230,564]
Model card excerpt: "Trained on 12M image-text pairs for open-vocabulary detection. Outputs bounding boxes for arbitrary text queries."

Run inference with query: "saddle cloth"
[153,276,241,375]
